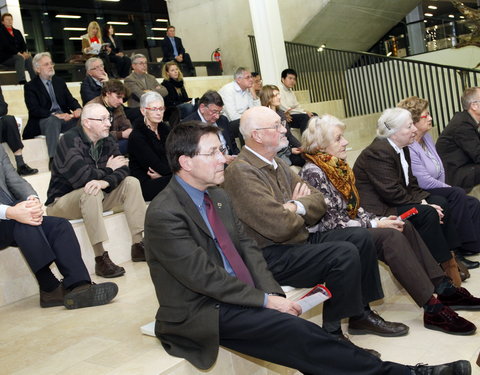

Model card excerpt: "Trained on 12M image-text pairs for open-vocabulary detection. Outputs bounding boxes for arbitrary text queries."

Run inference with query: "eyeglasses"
[420,112,431,119]
[196,146,227,158]
[145,107,165,112]
[205,106,222,116]
[254,120,287,132]
[88,116,112,124]
[89,65,104,71]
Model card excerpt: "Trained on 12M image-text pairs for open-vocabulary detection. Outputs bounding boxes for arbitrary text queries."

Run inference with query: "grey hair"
[461,87,480,110]
[33,52,52,69]
[132,53,147,65]
[377,108,412,138]
[140,91,164,108]
[233,67,248,80]
[85,57,102,71]
[302,115,345,154]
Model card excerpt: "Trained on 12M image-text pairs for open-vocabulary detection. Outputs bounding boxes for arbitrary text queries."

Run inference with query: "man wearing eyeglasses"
[144,121,470,375]
[124,54,167,108]
[223,106,408,345]
[87,79,132,154]
[183,90,239,164]
[437,87,480,197]
[80,57,109,105]
[23,52,82,168]
[46,103,146,278]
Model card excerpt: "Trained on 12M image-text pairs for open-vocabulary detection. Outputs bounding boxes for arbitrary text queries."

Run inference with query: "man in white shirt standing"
[218,67,260,144]
[279,68,314,133]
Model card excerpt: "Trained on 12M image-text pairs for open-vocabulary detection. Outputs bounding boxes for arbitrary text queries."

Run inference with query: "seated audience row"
[144,120,472,375]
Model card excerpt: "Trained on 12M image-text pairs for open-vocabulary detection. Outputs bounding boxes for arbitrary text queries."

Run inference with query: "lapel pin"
[217,202,222,208]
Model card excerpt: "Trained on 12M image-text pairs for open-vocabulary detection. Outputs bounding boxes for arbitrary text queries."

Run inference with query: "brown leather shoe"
[40,283,66,308]
[95,251,125,278]
[348,310,409,337]
[64,282,118,310]
[424,305,476,335]
[131,241,146,262]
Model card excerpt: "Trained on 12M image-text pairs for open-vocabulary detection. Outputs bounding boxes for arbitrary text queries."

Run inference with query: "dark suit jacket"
[183,110,240,155]
[144,177,283,369]
[80,75,102,105]
[0,146,35,204]
[161,36,185,62]
[105,35,124,54]
[0,25,27,63]
[0,86,8,117]
[23,75,81,139]
[436,110,480,192]
[161,78,190,107]
[353,137,429,216]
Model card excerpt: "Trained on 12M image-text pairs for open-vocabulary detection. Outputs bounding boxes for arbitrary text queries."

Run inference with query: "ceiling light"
[96,0,120,2]
[428,5,437,10]
[147,37,165,40]
[152,28,167,31]
[156,18,168,22]
[56,14,81,19]
[115,33,133,36]
[460,15,465,18]
[107,21,128,25]
[449,14,455,18]
[386,52,392,56]
[63,27,86,31]
[44,36,53,39]
[424,13,433,17]
[69,37,83,40]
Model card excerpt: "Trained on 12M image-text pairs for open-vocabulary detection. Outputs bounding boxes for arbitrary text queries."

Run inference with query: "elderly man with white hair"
[223,106,408,351]
[45,103,147,278]
[23,52,82,167]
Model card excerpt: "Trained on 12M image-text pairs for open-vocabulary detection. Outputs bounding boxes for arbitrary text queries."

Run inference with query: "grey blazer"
[0,146,35,204]
[144,177,283,370]
[123,72,167,108]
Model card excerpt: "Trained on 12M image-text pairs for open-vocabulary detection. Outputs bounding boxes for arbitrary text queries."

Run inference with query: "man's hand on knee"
[84,180,109,195]
[266,295,302,316]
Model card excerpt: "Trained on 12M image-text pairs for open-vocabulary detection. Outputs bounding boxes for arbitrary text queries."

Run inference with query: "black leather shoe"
[348,310,409,337]
[408,360,471,374]
[334,333,381,358]
[131,241,146,262]
[17,163,38,176]
[456,254,479,269]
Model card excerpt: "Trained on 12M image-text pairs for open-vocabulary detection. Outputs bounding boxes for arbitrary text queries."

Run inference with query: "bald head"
[81,103,107,123]
[240,106,287,160]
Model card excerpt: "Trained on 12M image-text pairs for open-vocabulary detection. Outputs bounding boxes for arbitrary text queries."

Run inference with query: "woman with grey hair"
[353,108,471,288]
[299,114,478,335]
[128,91,172,201]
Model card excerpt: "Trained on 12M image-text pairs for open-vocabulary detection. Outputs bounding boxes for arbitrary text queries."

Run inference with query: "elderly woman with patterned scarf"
[299,114,480,336]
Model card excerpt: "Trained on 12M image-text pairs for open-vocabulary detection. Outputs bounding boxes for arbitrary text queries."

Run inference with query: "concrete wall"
[407,45,480,70]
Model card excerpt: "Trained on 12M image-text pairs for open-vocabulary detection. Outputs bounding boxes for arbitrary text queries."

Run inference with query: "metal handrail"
[249,36,480,134]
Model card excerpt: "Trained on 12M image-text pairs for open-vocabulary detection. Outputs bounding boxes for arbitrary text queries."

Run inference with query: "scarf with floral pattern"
[304,151,360,218]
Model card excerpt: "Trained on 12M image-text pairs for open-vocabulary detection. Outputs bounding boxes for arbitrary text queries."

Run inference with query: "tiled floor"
[1,257,480,375]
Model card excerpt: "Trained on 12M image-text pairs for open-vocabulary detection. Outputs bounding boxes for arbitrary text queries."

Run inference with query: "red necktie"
[204,193,255,287]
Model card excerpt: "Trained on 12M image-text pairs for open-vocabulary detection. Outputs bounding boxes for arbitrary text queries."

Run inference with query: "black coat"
[80,75,102,105]
[161,78,190,107]
[23,75,81,139]
[0,25,27,63]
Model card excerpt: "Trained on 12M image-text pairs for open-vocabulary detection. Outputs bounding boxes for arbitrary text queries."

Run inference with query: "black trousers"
[262,227,383,322]
[397,195,461,263]
[289,113,310,133]
[140,175,172,202]
[108,53,131,78]
[0,216,90,289]
[219,304,408,375]
[428,186,480,253]
[0,115,23,153]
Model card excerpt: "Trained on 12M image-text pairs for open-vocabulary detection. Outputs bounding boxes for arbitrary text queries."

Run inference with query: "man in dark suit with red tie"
[144,121,470,374]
